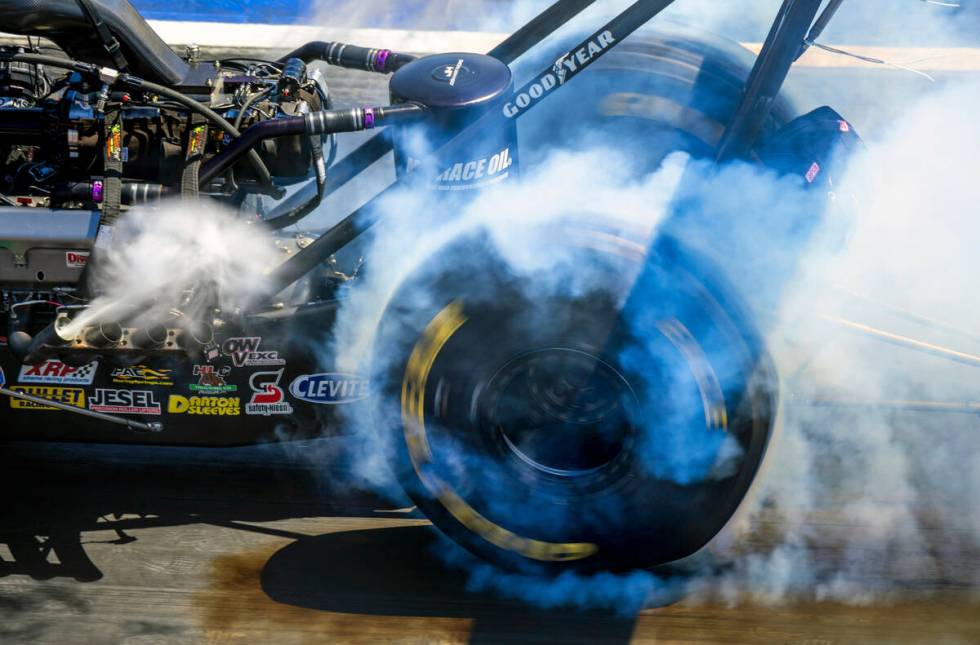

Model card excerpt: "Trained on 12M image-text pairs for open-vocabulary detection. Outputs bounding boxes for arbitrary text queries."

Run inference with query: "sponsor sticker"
[435,146,513,191]
[89,389,161,415]
[66,251,90,268]
[203,340,221,362]
[190,364,237,394]
[105,122,122,162]
[222,337,285,369]
[19,360,99,385]
[187,124,208,158]
[289,373,370,405]
[9,386,85,411]
[245,369,293,416]
[111,365,174,386]
[502,30,616,119]
[168,394,240,416]
[805,161,821,184]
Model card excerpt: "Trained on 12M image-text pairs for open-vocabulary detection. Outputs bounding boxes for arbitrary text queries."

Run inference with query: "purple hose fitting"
[363,108,376,129]
[91,180,104,203]
[374,49,391,72]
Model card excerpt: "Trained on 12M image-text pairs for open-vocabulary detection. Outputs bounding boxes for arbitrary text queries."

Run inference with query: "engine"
[0,48,330,335]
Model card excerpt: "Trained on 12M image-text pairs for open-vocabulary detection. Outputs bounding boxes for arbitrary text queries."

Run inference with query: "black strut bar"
[489,0,599,64]
[265,0,679,294]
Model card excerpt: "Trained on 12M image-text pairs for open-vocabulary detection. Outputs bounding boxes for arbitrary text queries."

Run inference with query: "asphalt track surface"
[2,24,980,645]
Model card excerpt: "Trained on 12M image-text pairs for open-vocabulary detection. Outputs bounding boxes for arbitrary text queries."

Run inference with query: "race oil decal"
[435,146,513,191]
[190,364,237,394]
[222,337,285,369]
[89,389,161,415]
[168,395,240,416]
[111,365,174,386]
[245,369,293,416]
[19,360,99,385]
[66,251,90,268]
[289,373,370,405]
[9,386,85,411]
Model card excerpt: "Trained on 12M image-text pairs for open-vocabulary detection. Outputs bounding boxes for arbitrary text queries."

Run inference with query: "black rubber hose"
[277,41,416,73]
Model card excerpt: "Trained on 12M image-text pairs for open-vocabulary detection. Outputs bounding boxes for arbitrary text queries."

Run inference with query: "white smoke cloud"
[324,66,980,608]
[64,202,281,336]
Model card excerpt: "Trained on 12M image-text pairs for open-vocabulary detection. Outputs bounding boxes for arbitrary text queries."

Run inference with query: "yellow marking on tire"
[657,318,728,431]
[401,301,599,562]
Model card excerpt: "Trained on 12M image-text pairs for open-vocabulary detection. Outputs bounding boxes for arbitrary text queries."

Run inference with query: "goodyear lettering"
[168,395,240,416]
[503,31,615,119]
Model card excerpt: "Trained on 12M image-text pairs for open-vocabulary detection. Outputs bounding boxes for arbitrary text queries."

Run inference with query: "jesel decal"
[289,373,370,405]
[89,389,161,415]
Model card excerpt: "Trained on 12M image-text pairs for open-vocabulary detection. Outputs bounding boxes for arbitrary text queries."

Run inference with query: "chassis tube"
[714,0,824,161]
[265,0,679,293]
[488,0,599,64]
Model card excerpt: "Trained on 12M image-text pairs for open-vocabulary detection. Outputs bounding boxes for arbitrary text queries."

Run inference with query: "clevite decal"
[289,373,370,405]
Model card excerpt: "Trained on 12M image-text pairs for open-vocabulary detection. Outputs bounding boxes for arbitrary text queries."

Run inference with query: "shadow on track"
[262,525,638,644]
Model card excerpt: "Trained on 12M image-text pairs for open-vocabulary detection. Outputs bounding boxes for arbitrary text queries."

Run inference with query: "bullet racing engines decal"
[289,373,370,405]
[89,389,162,415]
[19,360,99,385]
[9,386,85,411]
[245,369,293,416]
[222,337,286,368]
[168,395,241,416]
